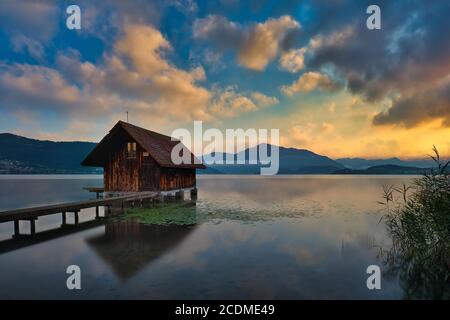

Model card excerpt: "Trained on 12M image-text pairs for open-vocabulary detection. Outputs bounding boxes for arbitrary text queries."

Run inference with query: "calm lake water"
[0,175,417,299]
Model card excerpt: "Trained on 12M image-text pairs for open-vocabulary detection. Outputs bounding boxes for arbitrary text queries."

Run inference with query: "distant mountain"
[335,157,436,170]
[0,133,439,175]
[333,164,433,175]
[0,133,101,174]
[200,144,345,174]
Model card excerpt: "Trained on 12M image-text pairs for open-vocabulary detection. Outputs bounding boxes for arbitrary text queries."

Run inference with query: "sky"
[0,0,449,159]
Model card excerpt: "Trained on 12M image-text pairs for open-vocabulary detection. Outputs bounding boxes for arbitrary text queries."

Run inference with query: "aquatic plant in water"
[380,146,450,299]
[119,197,312,227]
[121,201,198,226]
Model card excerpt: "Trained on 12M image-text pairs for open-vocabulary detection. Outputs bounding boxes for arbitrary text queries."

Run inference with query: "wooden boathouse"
[81,121,205,194]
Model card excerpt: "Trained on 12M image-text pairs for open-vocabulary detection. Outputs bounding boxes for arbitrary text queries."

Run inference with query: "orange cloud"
[281,72,340,96]
[193,15,301,71]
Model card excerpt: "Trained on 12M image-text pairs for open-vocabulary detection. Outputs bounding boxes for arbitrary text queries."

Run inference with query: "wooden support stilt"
[105,205,111,217]
[62,212,66,225]
[74,211,79,225]
[30,219,36,235]
[176,190,184,200]
[190,188,198,200]
[14,220,20,237]
[95,206,99,219]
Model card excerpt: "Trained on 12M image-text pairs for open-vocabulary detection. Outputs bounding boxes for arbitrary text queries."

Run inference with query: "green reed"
[379,146,450,299]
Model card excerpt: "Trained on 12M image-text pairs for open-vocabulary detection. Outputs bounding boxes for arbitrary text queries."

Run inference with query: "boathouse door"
[141,156,159,191]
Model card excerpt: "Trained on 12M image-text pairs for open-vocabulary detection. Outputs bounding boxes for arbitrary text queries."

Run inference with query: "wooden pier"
[0,192,158,237]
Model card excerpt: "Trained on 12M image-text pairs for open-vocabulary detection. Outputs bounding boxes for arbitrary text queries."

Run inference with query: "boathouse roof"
[81,121,205,169]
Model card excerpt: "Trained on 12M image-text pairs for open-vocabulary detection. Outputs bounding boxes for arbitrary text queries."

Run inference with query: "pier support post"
[105,205,111,217]
[190,188,198,200]
[14,220,19,237]
[175,190,184,200]
[95,206,99,219]
[62,212,66,225]
[74,211,79,225]
[29,218,36,235]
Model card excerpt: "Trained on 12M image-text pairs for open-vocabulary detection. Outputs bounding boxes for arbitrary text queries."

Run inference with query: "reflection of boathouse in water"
[87,220,196,280]
[81,121,205,197]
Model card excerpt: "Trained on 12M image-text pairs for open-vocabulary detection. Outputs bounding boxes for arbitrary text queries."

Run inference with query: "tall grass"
[380,146,450,299]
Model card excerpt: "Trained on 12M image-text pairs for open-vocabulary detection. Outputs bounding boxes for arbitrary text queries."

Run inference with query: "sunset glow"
[1,1,449,159]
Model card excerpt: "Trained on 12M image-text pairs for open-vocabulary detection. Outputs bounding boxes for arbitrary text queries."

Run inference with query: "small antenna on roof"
[126,111,129,123]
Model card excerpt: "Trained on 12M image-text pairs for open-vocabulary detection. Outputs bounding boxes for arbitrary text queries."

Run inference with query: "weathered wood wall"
[104,131,140,192]
[140,151,160,191]
[159,168,196,191]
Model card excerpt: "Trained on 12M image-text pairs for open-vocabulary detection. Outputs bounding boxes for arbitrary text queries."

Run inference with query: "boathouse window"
[127,142,136,159]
